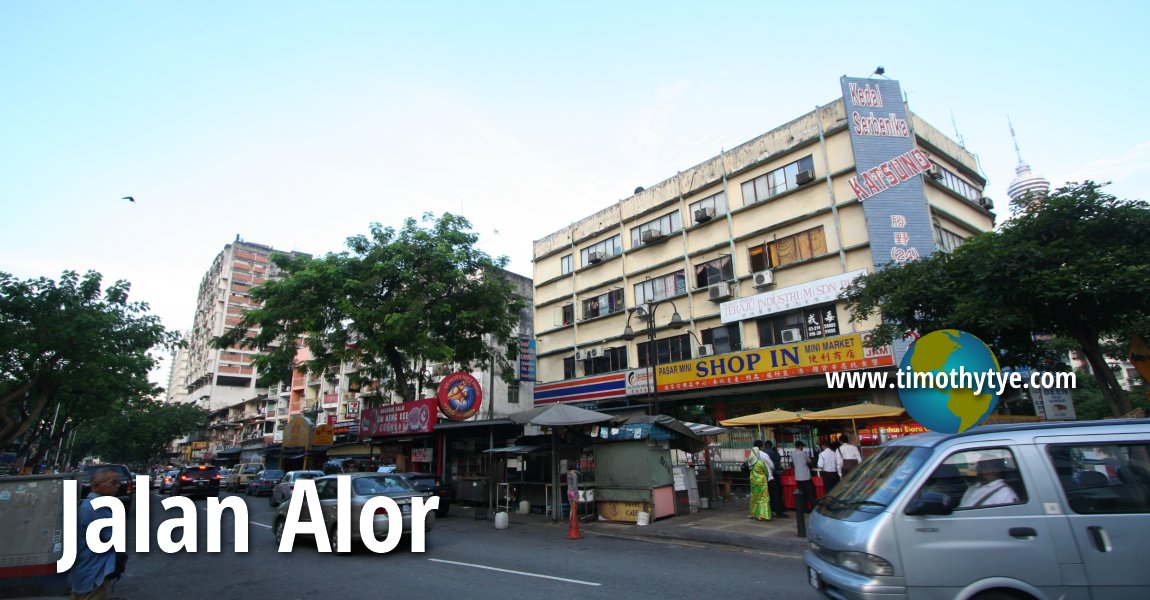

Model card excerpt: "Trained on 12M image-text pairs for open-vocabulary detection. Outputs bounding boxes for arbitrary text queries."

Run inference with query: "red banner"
[359,398,438,437]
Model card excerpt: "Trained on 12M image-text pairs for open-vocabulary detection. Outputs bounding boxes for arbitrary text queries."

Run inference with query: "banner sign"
[359,398,438,437]
[652,332,893,392]
[518,337,537,382]
[721,269,867,323]
[437,372,483,420]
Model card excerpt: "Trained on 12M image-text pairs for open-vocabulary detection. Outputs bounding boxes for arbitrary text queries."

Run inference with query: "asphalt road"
[110,489,821,600]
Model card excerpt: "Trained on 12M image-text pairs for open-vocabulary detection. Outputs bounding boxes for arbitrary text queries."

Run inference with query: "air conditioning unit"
[694,207,715,223]
[752,270,774,288]
[640,229,665,244]
[575,349,588,360]
[588,251,604,264]
[796,169,815,186]
[708,282,733,302]
[780,328,803,343]
[927,163,944,180]
[697,344,715,357]
[587,347,603,359]
[978,196,994,209]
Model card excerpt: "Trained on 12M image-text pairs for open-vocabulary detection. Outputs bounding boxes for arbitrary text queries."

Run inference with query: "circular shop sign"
[437,372,483,420]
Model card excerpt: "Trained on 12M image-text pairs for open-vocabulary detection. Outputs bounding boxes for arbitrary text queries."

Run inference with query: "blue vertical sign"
[518,337,537,382]
[840,77,938,269]
[841,77,939,365]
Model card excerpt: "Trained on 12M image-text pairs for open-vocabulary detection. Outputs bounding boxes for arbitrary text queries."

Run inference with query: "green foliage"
[842,181,1150,418]
[72,400,209,464]
[1069,369,1149,421]
[214,213,525,401]
[0,270,179,452]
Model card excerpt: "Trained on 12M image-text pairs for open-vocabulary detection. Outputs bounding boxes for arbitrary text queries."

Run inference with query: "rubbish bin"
[813,475,825,499]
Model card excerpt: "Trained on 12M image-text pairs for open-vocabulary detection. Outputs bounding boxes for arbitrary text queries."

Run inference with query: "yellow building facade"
[530,78,995,423]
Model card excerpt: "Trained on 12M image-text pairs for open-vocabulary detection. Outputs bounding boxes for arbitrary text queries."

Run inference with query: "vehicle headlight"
[835,551,894,576]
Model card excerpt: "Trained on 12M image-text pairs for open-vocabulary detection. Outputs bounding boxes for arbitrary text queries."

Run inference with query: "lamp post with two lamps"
[621,300,686,416]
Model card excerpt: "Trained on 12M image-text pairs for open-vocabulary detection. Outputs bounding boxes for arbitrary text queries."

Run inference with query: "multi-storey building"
[164,340,190,404]
[531,77,996,424]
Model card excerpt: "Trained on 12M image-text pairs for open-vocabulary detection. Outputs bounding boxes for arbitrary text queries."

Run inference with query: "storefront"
[359,398,439,473]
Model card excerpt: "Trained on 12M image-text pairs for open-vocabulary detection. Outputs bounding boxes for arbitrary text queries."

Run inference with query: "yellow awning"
[800,403,905,420]
[720,409,803,426]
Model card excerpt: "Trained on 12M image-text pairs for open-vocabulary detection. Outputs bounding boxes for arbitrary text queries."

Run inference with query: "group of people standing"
[746,435,863,520]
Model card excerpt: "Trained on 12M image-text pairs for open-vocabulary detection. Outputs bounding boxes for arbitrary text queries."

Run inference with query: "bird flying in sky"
[122,196,135,202]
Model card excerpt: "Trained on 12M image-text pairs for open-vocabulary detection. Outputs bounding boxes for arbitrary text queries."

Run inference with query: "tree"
[71,400,209,465]
[214,213,526,402]
[842,181,1150,418]
[0,270,179,455]
[1068,369,1149,421]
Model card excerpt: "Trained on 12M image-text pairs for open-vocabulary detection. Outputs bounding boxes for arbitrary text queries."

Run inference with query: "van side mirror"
[906,491,954,516]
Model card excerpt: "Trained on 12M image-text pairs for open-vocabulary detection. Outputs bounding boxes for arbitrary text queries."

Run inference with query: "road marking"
[251,522,272,529]
[428,558,602,586]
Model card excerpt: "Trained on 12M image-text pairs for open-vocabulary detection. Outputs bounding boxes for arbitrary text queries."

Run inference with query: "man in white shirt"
[837,434,863,476]
[959,459,1020,508]
[817,441,841,492]
[790,441,817,511]
[753,440,775,481]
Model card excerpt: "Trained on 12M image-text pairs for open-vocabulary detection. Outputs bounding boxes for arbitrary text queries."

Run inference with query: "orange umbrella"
[800,402,906,440]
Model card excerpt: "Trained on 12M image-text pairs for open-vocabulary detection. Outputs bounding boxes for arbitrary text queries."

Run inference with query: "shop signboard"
[518,337,537,382]
[344,399,361,418]
[721,269,867,324]
[412,448,433,463]
[437,372,483,420]
[332,420,359,435]
[312,424,334,446]
[360,398,438,437]
[597,500,647,523]
[652,332,894,393]
[282,415,313,448]
[1036,386,1076,421]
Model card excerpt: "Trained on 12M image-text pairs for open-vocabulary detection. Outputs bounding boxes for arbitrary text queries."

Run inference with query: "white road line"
[428,558,602,586]
[251,522,272,529]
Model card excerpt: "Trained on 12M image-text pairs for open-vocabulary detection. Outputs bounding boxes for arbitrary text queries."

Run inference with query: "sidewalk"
[493,501,810,557]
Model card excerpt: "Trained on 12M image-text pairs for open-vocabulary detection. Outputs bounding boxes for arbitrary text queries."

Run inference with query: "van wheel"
[972,591,1019,600]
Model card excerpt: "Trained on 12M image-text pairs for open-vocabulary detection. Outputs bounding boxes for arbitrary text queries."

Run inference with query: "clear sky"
[3,2,1148,386]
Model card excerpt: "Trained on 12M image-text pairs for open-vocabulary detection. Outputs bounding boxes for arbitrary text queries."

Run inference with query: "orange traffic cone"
[566,502,582,539]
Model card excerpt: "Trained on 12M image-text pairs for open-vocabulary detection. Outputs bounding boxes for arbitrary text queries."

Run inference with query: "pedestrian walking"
[762,440,787,517]
[790,441,817,511]
[69,468,120,600]
[747,441,774,521]
[818,440,841,492]
[837,434,862,476]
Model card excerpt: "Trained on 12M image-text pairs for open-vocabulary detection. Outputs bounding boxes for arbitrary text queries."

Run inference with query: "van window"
[919,448,1026,510]
[1048,443,1150,514]
[817,446,931,521]
[241,464,261,474]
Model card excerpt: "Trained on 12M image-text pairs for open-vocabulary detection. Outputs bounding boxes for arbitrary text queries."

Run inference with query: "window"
[689,192,728,224]
[637,334,692,367]
[702,324,742,354]
[563,356,576,379]
[631,211,683,247]
[581,235,623,266]
[507,386,519,404]
[741,155,815,205]
[1049,443,1150,514]
[559,304,574,326]
[694,255,734,288]
[582,289,625,320]
[756,303,839,346]
[933,222,967,253]
[748,226,827,270]
[931,162,982,203]
[918,448,1027,510]
[561,254,573,275]
[581,346,629,376]
[634,270,687,305]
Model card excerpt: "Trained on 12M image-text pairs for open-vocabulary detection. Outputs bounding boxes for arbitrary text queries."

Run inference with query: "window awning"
[482,445,543,454]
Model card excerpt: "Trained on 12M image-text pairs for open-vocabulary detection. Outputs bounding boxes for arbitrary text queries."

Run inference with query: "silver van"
[804,419,1150,600]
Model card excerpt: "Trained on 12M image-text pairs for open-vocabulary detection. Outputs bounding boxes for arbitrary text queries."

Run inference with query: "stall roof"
[681,421,727,437]
[594,415,706,452]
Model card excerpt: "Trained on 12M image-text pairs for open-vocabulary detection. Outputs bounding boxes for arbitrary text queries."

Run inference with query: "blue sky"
[3,2,1148,384]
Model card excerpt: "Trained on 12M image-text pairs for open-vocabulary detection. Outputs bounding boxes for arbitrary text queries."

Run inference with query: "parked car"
[391,472,452,517]
[169,465,222,499]
[159,469,180,494]
[269,470,325,507]
[804,418,1150,600]
[225,463,263,492]
[78,464,134,506]
[245,469,284,496]
[271,473,435,550]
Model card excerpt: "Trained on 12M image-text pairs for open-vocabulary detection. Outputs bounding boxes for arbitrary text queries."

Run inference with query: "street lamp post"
[622,300,686,416]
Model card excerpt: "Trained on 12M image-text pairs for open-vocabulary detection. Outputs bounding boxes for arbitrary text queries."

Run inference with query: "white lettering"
[278,480,330,552]
[205,495,249,552]
[157,496,197,552]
